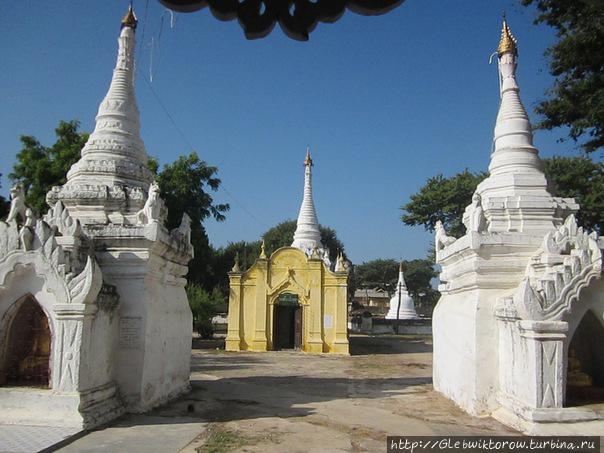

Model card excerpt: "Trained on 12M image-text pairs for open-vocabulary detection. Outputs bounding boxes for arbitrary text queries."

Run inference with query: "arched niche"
[566,309,604,406]
[0,294,52,388]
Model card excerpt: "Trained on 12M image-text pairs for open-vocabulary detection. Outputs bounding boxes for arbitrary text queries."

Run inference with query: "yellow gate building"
[225,149,349,354]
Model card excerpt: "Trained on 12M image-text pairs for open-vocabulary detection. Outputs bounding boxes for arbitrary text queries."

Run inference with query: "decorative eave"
[158,0,405,41]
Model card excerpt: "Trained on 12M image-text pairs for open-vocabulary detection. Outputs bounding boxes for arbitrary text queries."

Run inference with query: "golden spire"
[121,4,138,30]
[304,146,313,167]
[497,17,517,57]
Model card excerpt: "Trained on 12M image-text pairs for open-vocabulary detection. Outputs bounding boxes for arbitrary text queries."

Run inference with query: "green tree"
[522,0,604,153]
[155,151,230,288]
[211,240,262,295]
[9,120,88,214]
[187,283,225,338]
[262,219,346,263]
[401,156,604,236]
[353,259,399,293]
[543,156,604,233]
[401,170,487,237]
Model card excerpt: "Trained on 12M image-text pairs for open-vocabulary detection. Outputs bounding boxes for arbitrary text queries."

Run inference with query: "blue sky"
[0,1,579,264]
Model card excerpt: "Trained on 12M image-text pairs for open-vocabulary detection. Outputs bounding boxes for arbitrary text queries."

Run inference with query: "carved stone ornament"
[159,0,405,41]
[435,220,456,252]
[136,181,167,225]
[508,215,602,321]
[6,183,29,225]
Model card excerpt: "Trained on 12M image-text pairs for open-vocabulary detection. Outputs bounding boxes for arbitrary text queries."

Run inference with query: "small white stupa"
[291,147,331,267]
[386,262,418,320]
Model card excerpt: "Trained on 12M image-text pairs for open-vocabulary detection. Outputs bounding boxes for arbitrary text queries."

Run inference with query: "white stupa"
[291,148,331,267]
[386,262,418,319]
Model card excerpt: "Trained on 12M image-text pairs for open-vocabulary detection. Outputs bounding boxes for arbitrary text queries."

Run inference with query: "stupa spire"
[497,16,517,57]
[122,4,138,29]
[385,261,418,320]
[472,17,577,233]
[47,6,154,224]
[292,147,326,259]
[489,17,542,177]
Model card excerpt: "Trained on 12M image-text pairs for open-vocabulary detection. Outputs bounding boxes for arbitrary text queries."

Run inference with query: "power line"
[139,73,268,230]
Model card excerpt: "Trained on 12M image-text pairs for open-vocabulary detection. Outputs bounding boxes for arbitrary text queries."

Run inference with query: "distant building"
[353,288,390,315]
[226,150,349,354]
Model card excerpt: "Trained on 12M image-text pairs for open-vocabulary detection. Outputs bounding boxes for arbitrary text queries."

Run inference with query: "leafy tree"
[155,151,230,287]
[354,259,399,294]
[9,120,88,214]
[401,170,487,237]
[262,219,346,264]
[522,0,604,153]
[187,283,225,338]
[543,156,604,233]
[403,259,439,314]
[401,156,604,236]
[211,240,262,295]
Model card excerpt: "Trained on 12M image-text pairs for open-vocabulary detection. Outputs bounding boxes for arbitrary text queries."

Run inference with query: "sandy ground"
[58,335,516,453]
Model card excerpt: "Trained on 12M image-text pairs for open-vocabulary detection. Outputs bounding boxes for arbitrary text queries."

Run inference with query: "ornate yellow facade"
[226,247,349,354]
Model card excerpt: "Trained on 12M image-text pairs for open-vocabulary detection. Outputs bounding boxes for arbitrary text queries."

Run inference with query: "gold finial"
[122,4,138,30]
[399,260,404,272]
[259,240,267,259]
[304,146,313,167]
[497,16,517,57]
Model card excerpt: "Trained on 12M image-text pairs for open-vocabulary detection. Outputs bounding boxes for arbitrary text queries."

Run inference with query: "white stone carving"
[171,212,192,246]
[43,201,81,237]
[508,215,602,321]
[6,184,29,225]
[462,193,486,233]
[434,220,456,252]
[137,181,165,225]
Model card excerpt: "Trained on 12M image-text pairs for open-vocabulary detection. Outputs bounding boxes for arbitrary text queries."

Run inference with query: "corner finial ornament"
[122,4,138,30]
[232,253,241,272]
[259,240,267,259]
[497,16,518,57]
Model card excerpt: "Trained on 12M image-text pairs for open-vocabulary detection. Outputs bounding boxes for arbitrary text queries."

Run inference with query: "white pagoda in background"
[386,262,418,320]
[291,148,331,267]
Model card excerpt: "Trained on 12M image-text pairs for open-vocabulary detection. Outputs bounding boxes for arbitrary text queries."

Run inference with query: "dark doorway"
[2,297,51,388]
[273,293,301,350]
[566,310,604,406]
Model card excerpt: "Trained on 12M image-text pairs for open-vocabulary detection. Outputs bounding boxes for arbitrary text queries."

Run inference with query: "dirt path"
[59,335,516,453]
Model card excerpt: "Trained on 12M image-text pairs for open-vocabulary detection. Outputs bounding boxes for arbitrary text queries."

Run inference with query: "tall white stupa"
[47,6,155,224]
[386,262,418,320]
[291,148,331,266]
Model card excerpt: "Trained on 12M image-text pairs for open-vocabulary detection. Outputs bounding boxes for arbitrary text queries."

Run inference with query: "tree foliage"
[401,156,604,237]
[187,283,224,338]
[9,120,88,214]
[401,170,487,237]
[543,156,604,233]
[522,0,604,153]
[154,152,230,288]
